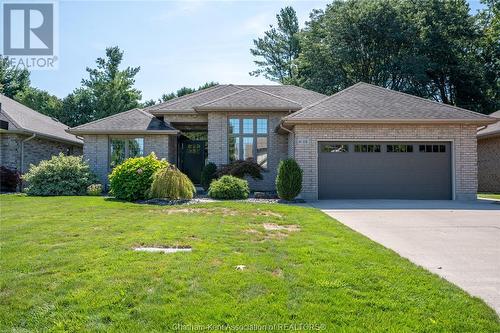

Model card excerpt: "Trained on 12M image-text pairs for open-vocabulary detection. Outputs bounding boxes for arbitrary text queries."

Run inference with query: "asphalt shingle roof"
[69,108,178,134]
[145,84,327,113]
[0,94,82,144]
[477,111,500,138]
[284,83,495,123]
[194,88,302,111]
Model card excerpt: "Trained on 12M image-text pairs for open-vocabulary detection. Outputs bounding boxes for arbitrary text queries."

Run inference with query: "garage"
[318,141,452,200]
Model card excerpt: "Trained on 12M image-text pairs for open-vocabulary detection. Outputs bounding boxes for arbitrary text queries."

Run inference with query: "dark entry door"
[180,140,206,184]
[318,141,452,200]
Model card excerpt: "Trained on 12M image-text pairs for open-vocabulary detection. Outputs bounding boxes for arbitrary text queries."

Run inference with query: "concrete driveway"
[311,199,500,314]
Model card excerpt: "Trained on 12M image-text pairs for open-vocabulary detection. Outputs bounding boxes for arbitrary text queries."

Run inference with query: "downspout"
[279,122,293,134]
[20,133,36,173]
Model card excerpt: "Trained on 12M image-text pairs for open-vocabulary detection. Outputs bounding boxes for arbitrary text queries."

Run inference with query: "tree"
[0,57,30,98]
[60,88,96,127]
[160,81,218,102]
[295,0,498,113]
[250,6,300,83]
[82,46,141,119]
[475,0,500,113]
[14,87,63,119]
[298,0,423,95]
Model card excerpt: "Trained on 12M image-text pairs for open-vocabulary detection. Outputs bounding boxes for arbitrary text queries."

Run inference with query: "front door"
[180,140,206,184]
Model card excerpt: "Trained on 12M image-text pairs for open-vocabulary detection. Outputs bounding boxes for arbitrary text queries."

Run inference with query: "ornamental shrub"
[0,166,21,192]
[208,175,249,200]
[200,162,217,191]
[149,165,195,200]
[87,184,103,196]
[109,153,168,201]
[216,159,263,180]
[276,158,303,201]
[23,153,96,196]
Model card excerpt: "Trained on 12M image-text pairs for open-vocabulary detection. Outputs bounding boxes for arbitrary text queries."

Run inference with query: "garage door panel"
[318,142,451,199]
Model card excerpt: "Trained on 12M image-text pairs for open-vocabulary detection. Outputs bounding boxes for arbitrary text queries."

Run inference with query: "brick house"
[477,111,500,193]
[68,83,496,200]
[0,94,83,175]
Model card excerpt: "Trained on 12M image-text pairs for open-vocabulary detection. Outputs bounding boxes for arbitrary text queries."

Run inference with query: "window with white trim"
[110,138,144,168]
[228,117,268,168]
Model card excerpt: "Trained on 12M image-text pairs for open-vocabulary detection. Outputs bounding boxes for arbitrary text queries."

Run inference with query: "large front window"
[228,117,268,168]
[110,138,144,168]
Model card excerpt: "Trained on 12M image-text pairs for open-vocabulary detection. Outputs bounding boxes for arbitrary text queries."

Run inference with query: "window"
[228,117,268,168]
[354,144,381,153]
[387,144,413,153]
[321,143,349,153]
[110,138,144,168]
[419,144,446,153]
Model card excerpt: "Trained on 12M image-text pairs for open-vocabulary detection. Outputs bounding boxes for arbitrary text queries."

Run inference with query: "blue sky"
[30,0,485,102]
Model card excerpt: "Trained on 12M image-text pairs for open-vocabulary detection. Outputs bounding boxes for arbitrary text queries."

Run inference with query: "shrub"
[149,165,195,200]
[200,162,218,191]
[276,158,303,201]
[0,166,21,192]
[23,153,96,196]
[87,184,102,196]
[217,159,263,180]
[208,175,249,200]
[109,153,168,201]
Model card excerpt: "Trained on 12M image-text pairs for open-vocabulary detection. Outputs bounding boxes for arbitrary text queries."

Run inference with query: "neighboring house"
[68,83,496,200]
[0,94,83,174]
[477,110,500,193]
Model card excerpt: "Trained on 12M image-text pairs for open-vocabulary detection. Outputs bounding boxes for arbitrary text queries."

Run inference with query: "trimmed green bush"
[109,153,168,201]
[217,159,263,180]
[276,158,303,201]
[87,184,102,196]
[149,165,195,200]
[200,162,218,191]
[23,153,96,196]
[208,175,249,200]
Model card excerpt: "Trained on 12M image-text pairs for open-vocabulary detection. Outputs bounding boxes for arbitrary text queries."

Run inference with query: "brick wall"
[477,136,500,193]
[292,123,479,200]
[207,111,289,192]
[82,134,171,187]
[0,133,82,173]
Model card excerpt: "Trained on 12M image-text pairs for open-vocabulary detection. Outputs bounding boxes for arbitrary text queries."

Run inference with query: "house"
[68,83,496,200]
[0,94,83,174]
[477,110,500,193]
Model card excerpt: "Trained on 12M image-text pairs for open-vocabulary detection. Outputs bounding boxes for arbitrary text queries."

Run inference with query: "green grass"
[1,196,498,332]
[478,193,500,200]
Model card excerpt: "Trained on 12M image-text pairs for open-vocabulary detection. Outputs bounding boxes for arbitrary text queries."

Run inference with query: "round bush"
[149,165,195,200]
[208,175,249,200]
[23,153,96,196]
[87,184,102,196]
[276,158,303,201]
[200,162,218,191]
[109,153,168,201]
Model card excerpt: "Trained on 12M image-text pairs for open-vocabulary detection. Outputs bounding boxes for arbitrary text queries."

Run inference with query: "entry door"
[318,142,452,200]
[180,140,206,184]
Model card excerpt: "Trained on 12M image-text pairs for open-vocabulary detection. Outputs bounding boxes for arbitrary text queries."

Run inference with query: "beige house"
[68,83,496,200]
[477,111,500,193]
[0,94,83,174]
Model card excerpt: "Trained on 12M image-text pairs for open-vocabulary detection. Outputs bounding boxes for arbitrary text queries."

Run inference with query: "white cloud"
[152,0,204,21]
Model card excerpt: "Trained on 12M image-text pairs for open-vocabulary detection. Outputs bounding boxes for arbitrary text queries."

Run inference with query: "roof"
[0,94,82,145]
[194,88,302,111]
[68,108,178,135]
[477,110,500,138]
[283,82,497,125]
[145,84,327,114]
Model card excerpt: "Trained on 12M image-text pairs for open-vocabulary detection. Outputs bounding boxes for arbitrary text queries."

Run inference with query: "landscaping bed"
[1,195,499,332]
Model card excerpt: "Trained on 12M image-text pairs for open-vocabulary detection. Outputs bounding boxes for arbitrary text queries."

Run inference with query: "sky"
[28,0,486,102]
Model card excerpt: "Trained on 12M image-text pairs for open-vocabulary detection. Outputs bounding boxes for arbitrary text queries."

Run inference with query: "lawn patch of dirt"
[263,223,300,232]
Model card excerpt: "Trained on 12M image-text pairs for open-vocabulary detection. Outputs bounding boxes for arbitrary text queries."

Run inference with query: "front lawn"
[1,196,498,332]
[478,193,500,200]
